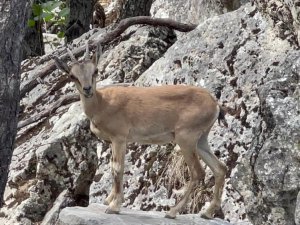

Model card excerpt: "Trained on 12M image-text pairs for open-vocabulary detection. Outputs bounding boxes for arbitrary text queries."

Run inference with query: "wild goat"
[52,44,227,219]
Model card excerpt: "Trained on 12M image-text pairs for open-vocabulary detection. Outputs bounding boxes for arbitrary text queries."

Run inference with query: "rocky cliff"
[0,1,299,225]
[138,2,300,224]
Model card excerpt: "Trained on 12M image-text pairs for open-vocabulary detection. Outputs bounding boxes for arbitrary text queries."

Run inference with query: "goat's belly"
[128,129,175,144]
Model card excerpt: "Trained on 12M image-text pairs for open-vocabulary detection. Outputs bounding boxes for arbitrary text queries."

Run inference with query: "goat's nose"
[83,86,92,92]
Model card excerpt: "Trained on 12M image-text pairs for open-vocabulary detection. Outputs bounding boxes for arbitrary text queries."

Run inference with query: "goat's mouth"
[84,93,93,98]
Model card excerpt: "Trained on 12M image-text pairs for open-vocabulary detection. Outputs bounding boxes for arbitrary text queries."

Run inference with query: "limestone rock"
[253,0,300,46]
[41,190,74,225]
[0,24,176,225]
[136,3,299,225]
[151,0,247,24]
[98,26,176,83]
[1,1,299,225]
[57,203,232,225]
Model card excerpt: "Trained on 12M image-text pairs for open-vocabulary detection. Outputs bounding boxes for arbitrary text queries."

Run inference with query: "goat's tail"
[218,105,228,127]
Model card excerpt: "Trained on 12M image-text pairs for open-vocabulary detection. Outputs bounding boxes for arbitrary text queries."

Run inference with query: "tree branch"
[18,94,80,129]
[20,16,197,99]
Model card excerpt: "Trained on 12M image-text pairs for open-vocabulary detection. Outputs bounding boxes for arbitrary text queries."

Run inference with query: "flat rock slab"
[57,203,232,225]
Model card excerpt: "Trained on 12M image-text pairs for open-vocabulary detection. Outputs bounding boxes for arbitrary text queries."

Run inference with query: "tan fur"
[55,51,227,219]
[83,85,218,143]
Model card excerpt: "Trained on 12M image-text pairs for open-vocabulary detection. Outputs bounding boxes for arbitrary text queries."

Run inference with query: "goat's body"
[54,48,227,219]
[83,85,219,144]
[81,85,226,219]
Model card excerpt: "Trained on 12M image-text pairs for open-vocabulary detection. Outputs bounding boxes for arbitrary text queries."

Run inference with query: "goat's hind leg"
[104,170,125,205]
[196,133,227,219]
[104,188,125,206]
[165,140,205,219]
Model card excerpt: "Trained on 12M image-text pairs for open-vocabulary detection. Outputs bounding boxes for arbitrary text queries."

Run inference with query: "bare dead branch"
[33,76,72,106]
[18,94,80,129]
[20,17,197,99]
[20,63,58,98]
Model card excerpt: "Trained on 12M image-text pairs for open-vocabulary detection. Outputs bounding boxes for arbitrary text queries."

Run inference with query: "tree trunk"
[0,0,28,207]
[22,21,44,60]
[92,1,106,28]
[22,0,45,60]
[120,0,152,20]
[65,0,94,43]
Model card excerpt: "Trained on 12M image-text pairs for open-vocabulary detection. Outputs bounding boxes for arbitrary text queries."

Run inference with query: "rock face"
[98,25,176,83]
[233,52,300,225]
[254,0,300,46]
[136,3,300,225]
[57,204,232,225]
[151,0,247,24]
[0,25,176,225]
[0,1,299,225]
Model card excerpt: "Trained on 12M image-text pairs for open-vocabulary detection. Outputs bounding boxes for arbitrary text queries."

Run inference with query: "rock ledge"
[57,203,232,225]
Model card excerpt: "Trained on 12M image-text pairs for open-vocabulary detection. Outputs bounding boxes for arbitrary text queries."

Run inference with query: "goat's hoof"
[105,208,120,214]
[200,213,213,220]
[103,200,110,206]
[165,213,176,219]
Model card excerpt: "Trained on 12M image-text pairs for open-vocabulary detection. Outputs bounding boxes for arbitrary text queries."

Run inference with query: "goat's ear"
[92,53,98,66]
[51,55,70,74]
[92,44,102,66]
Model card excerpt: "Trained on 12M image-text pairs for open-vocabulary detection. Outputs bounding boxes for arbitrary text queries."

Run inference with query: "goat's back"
[97,85,218,137]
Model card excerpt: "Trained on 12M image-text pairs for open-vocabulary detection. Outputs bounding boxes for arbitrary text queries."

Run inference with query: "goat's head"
[53,43,101,98]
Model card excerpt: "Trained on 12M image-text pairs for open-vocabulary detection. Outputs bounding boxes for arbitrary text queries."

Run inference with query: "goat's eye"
[69,74,76,80]
[93,69,98,76]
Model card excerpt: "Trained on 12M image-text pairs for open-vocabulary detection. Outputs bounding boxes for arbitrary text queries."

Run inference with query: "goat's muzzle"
[83,86,93,98]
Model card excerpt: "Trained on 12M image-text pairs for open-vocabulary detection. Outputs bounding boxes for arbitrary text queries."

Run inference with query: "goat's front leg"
[105,140,126,214]
[104,141,125,205]
[104,160,125,205]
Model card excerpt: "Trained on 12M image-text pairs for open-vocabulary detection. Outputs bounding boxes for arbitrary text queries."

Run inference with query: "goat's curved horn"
[84,42,90,61]
[67,48,77,62]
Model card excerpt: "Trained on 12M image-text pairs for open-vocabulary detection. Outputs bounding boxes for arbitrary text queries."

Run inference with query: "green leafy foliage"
[27,19,36,27]
[57,31,65,38]
[32,3,43,17]
[27,0,69,38]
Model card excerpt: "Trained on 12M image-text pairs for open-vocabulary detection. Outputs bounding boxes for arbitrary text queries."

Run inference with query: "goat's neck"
[79,92,101,120]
